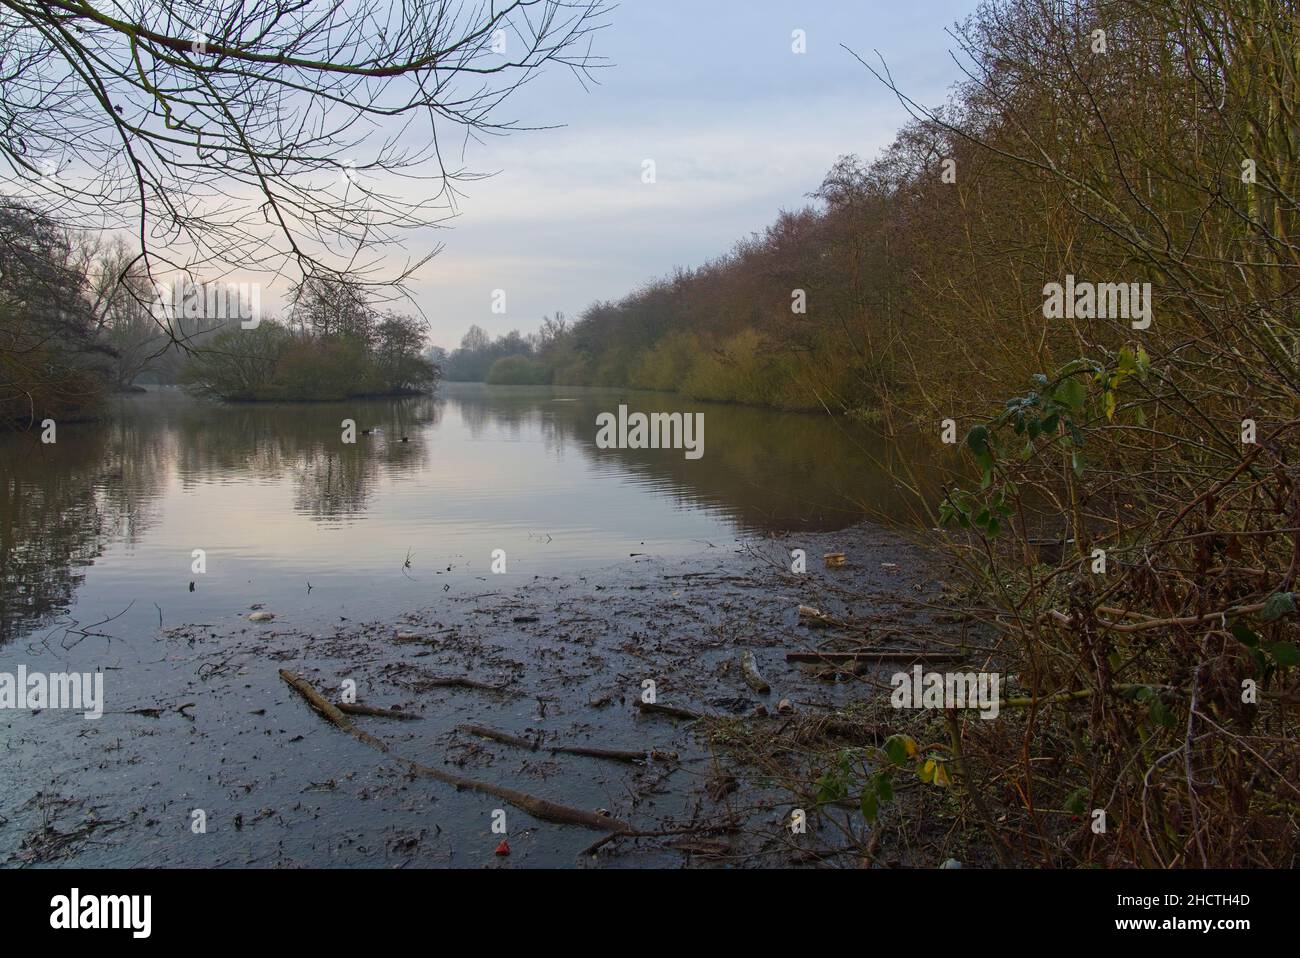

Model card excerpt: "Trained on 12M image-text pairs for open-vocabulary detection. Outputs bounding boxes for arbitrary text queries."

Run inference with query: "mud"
[0,523,976,868]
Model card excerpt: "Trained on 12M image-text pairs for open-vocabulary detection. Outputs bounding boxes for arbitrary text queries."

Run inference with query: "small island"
[181,277,438,402]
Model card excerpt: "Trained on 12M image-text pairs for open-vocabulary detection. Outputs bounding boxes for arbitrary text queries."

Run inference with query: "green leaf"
[1071,450,1085,477]
[1117,345,1137,375]
[875,772,894,802]
[1231,622,1260,647]
[815,768,848,804]
[860,790,879,823]
[1054,377,1086,412]
[1265,642,1300,667]
[1148,697,1176,729]
[1259,592,1296,623]
[1065,786,1088,815]
[883,734,917,765]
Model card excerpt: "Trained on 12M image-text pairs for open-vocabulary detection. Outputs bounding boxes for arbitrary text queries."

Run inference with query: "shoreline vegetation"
[432,0,1300,867]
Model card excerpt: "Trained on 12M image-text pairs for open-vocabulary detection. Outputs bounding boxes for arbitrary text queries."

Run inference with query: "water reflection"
[0,385,931,644]
[442,386,930,531]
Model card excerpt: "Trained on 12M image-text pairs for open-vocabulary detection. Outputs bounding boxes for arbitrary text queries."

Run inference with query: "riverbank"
[1,521,990,868]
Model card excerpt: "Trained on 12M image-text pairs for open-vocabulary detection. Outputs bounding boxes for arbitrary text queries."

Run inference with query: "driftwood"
[420,676,509,692]
[786,650,967,664]
[399,757,633,833]
[459,723,674,765]
[279,669,390,752]
[579,822,740,858]
[551,743,675,765]
[635,701,702,720]
[459,723,538,750]
[279,670,631,833]
[337,702,421,720]
[739,650,770,694]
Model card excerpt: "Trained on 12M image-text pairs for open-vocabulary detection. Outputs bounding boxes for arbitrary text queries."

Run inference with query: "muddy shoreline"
[2,522,981,868]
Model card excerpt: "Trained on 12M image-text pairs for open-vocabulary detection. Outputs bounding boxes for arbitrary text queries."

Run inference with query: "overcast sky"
[406,0,982,350]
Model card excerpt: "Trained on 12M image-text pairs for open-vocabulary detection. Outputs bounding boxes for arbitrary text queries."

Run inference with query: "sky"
[408,0,983,350]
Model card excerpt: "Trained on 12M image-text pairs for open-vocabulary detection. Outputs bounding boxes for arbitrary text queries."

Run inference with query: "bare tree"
[288,272,374,341]
[0,0,609,299]
[87,238,168,388]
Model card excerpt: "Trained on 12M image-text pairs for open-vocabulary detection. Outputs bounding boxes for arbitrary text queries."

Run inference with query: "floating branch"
[785,650,968,664]
[279,670,631,833]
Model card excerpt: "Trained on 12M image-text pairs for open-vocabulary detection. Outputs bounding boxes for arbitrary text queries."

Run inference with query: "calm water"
[0,384,924,647]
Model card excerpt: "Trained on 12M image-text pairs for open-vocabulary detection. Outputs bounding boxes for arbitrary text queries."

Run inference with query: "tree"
[288,274,374,343]
[88,238,168,389]
[373,311,436,392]
[0,204,113,422]
[0,0,609,300]
[459,324,492,353]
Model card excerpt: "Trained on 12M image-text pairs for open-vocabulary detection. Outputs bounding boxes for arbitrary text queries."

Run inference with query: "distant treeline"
[435,165,884,414]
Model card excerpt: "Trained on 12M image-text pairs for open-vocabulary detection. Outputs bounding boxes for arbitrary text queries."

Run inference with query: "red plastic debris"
[494,839,511,856]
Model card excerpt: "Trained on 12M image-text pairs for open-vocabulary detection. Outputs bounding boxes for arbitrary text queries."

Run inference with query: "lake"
[0,383,937,866]
[0,383,925,649]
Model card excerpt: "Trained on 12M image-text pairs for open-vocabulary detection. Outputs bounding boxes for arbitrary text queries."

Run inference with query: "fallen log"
[635,701,702,720]
[279,669,390,753]
[579,822,740,858]
[459,723,538,751]
[786,650,967,664]
[550,743,676,765]
[459,723,674,765]
[739,650,771,694]
[399,757,633,833]
[279,670,630,833]
[337,702,421,720]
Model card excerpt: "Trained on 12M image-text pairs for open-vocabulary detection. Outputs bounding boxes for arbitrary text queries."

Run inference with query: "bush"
[485,353,550,385]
